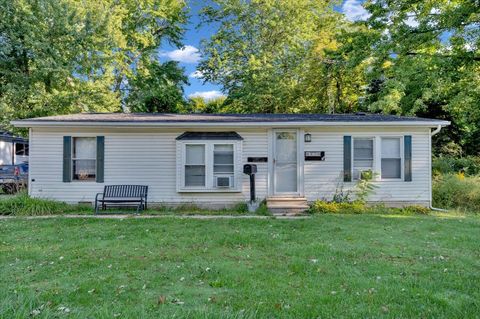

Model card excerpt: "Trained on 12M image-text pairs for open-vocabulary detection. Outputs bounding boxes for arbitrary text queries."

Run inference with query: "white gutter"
[11,120,451,128]
[429,124,449,212]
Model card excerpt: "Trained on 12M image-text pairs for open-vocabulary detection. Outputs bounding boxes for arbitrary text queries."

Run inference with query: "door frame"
[268,128,304,197]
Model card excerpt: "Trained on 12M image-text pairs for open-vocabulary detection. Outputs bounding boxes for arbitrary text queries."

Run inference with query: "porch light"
[304,133,312,143]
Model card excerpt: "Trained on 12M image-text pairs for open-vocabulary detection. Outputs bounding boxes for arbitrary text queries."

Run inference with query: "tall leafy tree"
[344,0,480,154]
[0,0,187,131]
[198,0,363,113]
[127,61,188,113]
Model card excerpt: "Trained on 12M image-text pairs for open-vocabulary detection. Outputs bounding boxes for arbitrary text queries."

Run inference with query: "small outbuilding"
[0,130,29,166]
[12,113,449,211]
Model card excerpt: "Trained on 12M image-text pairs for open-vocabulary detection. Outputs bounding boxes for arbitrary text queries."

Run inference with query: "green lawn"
[1,214,479,318]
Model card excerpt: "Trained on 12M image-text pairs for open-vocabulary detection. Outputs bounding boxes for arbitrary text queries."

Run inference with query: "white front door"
[273,130,299,195]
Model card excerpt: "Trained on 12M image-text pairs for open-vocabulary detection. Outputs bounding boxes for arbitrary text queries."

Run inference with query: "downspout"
[429,125,448,212]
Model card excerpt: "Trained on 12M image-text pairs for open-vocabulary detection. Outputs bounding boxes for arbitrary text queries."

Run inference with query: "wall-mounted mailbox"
[305,151,325,161]
[243,164,257,175]
[247,157,268,163]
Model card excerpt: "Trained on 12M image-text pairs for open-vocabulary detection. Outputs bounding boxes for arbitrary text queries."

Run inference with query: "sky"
[157,0,370,101]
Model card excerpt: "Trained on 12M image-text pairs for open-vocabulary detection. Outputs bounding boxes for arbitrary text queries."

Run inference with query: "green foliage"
[0,0,187,132]
[198,0,363,113]
[353,170,378,203]
[183,96,228,113]
[309,200,431,215]
[433,173,480,212]
[342,0,480,155]
[309,200,366,214]
[127,61,189,113]
[433,156,480,176]
[0,192,73,215]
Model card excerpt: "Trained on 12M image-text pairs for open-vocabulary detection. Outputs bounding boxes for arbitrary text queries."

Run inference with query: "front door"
[273,130,299,195]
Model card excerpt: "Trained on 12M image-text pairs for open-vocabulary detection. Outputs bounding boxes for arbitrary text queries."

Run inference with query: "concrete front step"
[266,197,309,215]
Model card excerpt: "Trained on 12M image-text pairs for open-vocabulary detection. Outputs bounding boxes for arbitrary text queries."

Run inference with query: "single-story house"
[0,130,29,166]
[12,113,449,211]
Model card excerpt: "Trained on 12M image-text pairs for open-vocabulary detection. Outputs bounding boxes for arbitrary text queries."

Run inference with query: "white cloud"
[188,90,225,101]
[189,70,204,79]
[159,45,201,64]
[342,0,371,21]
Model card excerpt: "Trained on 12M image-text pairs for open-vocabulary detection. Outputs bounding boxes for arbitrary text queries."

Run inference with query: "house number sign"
[304,151,325,161]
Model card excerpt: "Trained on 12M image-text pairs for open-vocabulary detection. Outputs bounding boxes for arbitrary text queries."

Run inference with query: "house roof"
[11,112,450,128]
[176,132,243,140]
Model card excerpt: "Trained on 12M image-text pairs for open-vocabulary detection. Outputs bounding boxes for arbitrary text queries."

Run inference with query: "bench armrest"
[95,193,104,201]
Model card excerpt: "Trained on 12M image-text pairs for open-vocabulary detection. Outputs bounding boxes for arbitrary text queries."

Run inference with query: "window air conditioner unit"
[215,175,233,188]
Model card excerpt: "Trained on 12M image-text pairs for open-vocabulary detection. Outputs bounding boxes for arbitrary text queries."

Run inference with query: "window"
[381,137,401,179]
[15,143,29,156]
[180,142,238,190]
[214,144,234,175]
[72,137,96,181]
[353,138,374,180]
[185,144,206,187]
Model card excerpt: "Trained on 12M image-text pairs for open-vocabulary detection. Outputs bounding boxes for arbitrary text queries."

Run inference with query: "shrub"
[433,156,480,176]
[432,173,480,212]
[309,200,433,215]
[309,200,366,214]
[400,205,431,215]
[0,192,75,216]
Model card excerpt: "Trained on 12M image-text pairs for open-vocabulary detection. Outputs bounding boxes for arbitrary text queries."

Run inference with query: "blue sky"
[158,0,369,100]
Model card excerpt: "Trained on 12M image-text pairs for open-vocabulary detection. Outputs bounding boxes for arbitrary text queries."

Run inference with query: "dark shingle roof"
[176,132,243,140]
[12,112,449,124]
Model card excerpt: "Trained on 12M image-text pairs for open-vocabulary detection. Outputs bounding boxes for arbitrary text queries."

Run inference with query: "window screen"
[72,137,96,181]
[185,144,206,187]
[381,138,401,179]
[214,144,234,174]
[353,138,374,180]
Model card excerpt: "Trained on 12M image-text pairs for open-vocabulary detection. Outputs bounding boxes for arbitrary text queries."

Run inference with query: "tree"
[343,0,480,154]
[184,96,227,113]
[0,0,187,132]
[198,0,363,113]
[127,61,188,113]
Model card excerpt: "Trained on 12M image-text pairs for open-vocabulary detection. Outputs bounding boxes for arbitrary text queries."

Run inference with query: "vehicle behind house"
[0,163,28,194]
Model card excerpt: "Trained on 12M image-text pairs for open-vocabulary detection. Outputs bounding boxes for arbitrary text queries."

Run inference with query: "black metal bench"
[95,185,148,214]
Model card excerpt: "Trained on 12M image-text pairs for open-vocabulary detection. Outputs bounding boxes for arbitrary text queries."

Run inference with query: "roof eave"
[11,120,451,128]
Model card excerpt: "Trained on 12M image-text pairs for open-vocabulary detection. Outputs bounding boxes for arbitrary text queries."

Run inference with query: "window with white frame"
[353,138,374,180]
[185,144,206,187]
[381,137,402,179]
[181,142,238,190]
[72,137,96,181]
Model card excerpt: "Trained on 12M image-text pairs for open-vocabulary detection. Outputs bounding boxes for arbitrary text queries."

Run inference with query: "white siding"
[29,127,269,205]
[303,127,431,205]
[29,126,432,206]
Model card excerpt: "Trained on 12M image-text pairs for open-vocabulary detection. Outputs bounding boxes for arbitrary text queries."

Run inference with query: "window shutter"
[96,136,105,183]
[343,136,352,182]
[63,136,72,182]
[404,135,412,182]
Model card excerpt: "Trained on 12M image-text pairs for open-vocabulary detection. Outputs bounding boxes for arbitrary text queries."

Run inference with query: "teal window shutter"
[96,136,105,183]
[404,135,412,182]
[63,136,72,182]
[343,136,352,182]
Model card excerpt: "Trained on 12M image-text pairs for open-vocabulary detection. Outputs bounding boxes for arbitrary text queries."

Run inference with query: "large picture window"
[72,137,96,181]
[381,137,402,179]
[353,138,374,180]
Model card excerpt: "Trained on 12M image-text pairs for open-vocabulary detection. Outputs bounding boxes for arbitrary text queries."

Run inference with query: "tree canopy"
[0,0,187,130]
[0,0,478,154]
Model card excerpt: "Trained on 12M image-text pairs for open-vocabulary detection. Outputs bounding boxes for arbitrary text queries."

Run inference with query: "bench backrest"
[104,185,148,198]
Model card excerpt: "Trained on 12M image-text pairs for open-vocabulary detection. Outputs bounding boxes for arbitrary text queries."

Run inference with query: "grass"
[1,214,479,318]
